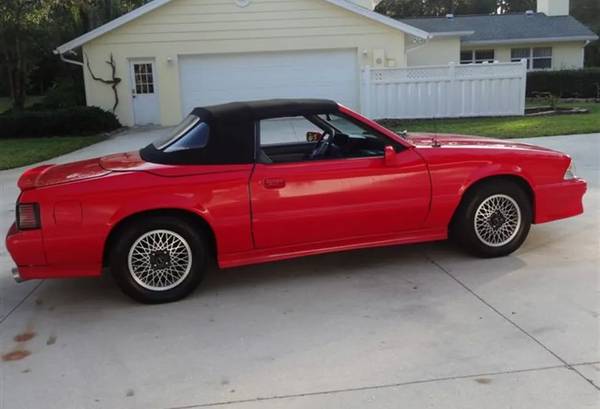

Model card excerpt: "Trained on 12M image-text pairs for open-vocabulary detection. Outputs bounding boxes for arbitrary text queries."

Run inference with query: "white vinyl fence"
[361,61,527,119]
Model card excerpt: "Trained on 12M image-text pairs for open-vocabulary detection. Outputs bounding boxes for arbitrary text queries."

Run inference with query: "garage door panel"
[179,49,358,115]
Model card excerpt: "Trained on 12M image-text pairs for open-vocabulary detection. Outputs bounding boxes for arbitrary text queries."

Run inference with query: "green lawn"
[380,103,600,139]
[0,97,109,170]
[0,136,107,170]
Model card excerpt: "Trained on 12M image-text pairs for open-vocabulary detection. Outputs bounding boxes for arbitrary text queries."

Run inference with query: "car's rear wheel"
[110,216,206,303]
[452,180,532,258]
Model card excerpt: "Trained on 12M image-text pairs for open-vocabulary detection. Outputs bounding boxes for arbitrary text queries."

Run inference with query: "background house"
[55,0,597,127]
[401,0,598,70]
[57,0,431,126]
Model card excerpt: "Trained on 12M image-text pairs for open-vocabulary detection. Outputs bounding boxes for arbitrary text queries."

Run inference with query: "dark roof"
[399,13,598,44]
[192,99,339,122]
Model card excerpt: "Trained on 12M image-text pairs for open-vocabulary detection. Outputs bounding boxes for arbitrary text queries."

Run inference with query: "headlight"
[564,161,577,180]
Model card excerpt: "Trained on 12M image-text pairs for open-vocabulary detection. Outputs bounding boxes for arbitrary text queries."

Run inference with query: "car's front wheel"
[110,216,206,303]
[452,180,532,258]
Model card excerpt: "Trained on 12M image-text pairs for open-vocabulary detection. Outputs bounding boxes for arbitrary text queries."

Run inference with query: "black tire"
[451,180,532,258]
[110,216,207,303]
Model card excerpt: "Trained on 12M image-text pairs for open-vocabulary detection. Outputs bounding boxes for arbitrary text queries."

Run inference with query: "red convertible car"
[6,99,586,303]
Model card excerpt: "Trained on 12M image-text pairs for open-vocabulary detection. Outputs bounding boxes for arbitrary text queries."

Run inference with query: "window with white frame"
[460,49,495,64]
[511,47,552,70]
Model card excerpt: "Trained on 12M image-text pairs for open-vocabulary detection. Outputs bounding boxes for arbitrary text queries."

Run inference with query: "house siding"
[406,37,461,66]
[461,41,586,70]
[83,0,407,126]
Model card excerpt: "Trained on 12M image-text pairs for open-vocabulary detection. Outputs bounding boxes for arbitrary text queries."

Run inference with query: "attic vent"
[525,10,534,15]
[446,13,454,19]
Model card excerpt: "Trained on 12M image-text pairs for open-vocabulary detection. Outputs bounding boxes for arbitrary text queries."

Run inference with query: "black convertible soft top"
[192,99,338,122]
[141,99,339,165]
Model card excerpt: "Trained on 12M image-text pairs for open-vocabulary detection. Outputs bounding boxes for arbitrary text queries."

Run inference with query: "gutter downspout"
[54,49,84,67]
[582,40,591,68]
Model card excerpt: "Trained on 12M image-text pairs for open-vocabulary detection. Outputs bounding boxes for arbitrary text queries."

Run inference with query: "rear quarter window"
[164,122,210,152]
[153,115,199,149]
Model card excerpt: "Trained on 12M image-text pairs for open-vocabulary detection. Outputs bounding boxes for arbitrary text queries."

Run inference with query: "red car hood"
[407,133,557,153]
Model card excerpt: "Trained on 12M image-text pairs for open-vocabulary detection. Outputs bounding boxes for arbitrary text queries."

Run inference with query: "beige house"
[402,0,598,69]
[55,0,597,126]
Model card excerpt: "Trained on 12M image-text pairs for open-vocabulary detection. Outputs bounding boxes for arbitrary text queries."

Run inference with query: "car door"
[249,115,431,249]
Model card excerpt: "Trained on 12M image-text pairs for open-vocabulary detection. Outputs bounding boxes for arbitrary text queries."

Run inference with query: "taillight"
[16,203,41,230]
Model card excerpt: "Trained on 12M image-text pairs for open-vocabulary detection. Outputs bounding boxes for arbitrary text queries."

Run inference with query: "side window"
[257,113,401,164]
[260,117,323,146]
[532,47,552,70]
[320,113,401,158]
[258,116,326,164]
[511,47,531,69]
[474,49,495,64]
[460,50,474,64]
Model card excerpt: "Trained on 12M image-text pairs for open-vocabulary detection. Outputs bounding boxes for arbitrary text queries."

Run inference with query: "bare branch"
[85,52,121,112]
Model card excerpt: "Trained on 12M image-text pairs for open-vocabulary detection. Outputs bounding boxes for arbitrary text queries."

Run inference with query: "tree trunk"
[0,32,16,110]
[11,33,26,110]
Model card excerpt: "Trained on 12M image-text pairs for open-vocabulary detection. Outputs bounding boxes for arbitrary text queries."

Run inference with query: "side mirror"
[306,131,323,143]
[384,145,396,166]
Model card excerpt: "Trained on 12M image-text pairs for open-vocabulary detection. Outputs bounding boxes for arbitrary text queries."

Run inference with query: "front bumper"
[534,178,587,224]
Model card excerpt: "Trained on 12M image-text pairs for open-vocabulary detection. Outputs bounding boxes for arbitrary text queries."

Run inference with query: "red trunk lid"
[100,151,252,177]
[18,159,110,191]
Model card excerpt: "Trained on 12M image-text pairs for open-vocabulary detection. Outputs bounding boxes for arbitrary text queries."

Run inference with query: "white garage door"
[179,49,359,116]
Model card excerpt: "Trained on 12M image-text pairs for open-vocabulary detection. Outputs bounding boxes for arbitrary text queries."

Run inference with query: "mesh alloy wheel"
[473,194,522,247]
[127,229,193,291]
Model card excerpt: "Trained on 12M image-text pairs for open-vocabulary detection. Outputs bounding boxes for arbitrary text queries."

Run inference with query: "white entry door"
[130,60,160,125]
[179,49,359,116]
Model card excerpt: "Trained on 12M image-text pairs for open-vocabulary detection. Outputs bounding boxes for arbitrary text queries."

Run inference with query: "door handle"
[263,178,286,189]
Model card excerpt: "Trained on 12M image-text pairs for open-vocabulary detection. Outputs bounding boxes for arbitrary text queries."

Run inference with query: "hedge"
[0,107,120,139]
[527,68,600,99]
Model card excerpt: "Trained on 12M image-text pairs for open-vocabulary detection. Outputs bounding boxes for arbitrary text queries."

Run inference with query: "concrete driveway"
[0,130,598,409]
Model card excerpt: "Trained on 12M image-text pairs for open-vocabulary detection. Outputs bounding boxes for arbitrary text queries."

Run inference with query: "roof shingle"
[399,13,598,44]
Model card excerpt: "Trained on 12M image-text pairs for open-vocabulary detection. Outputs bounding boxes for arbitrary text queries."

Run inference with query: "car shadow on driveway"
[199,240,530,300]
[28,239,531,309]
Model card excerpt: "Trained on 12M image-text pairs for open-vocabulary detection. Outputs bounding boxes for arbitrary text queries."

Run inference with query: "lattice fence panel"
[362,61,527,119]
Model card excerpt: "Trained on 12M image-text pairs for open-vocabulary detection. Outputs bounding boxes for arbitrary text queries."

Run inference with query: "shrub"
[0,107,120,139]
[527,69,600,99]
[39,78,86,110]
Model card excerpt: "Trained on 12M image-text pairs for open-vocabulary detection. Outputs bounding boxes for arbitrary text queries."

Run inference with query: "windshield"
[153,115,201,150]
[319,114,378,138]
[318,113,399,149]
